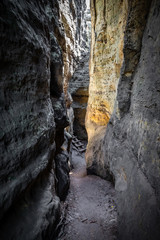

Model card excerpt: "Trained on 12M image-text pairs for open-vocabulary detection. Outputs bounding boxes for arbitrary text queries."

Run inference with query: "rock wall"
[86,0,128,176]
[68,8,91,140]
[87,0,160,239]
[0,0,87,239]
[56,0,89,99]
[104,0,160,239]
[69,53,90,140]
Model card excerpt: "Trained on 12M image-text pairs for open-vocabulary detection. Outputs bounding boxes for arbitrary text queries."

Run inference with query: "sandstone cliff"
[0,0,87,239]
[86,0,128,176]
[86,0,160,239]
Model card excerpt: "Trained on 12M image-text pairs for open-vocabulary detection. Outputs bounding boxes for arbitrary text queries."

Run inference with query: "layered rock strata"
[0,0,87,239]
[87,0,160,239]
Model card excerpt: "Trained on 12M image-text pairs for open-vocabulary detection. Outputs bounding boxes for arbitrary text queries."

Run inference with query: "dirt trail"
[57,148,117,240]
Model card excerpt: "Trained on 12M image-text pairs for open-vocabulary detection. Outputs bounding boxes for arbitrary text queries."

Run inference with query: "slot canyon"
[0,0,160,239]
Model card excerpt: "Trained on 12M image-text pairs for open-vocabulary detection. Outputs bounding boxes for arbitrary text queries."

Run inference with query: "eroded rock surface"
[69,53,90,140]
[56,0,89,98]
[86,0,160,239]
[69,9,91,140]
[0,0,87,239]
[86,0,128,176]
[104,1,160,239]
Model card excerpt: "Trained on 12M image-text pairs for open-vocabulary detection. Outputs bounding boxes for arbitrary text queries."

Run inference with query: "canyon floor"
[57,145,117,240]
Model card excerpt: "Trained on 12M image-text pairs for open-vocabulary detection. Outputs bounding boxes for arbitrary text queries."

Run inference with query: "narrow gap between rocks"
[1,0,160,239]
[56,2,118,239]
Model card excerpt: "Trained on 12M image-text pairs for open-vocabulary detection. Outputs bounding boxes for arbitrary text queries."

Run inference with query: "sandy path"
[57,149,117,240]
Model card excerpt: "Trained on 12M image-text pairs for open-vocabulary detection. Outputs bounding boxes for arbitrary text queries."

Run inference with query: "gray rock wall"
[104,0,160,239]
[0,0,87,239]
[87,0,160,239]
[0,2,59,239]
[69,9,91,140]
[69,53,90,140]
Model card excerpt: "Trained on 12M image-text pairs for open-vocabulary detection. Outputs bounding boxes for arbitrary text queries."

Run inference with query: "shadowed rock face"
[104,0,160,239]
[86,0,160,239]
[68,8,91,140]
[0,2,58,239]
[69,53,90,140]
[0,0,87,239]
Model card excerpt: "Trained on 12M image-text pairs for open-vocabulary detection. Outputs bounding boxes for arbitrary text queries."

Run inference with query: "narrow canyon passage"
[0,0,160,239]
[57,144,117,240]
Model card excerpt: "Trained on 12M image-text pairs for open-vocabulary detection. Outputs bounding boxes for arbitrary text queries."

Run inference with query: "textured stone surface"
[50,0,89,141]
[104,0,160,239]
[69,53,90,140]
[86,0,160,239]
[55,0,88,98]
[85,0,128,174]
[86,0,128,128]
[0,0,87,239]
[68,8,91,140]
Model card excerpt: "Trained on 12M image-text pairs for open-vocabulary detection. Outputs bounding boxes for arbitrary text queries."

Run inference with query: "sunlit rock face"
[87,0,160,239]
[86,0,128,176]
[0,0,86,239]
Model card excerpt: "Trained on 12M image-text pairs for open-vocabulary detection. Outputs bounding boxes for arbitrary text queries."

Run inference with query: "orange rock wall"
[86,0,128,171]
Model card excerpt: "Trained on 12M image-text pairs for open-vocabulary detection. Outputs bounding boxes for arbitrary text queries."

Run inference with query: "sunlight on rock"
[0,0,160,239]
